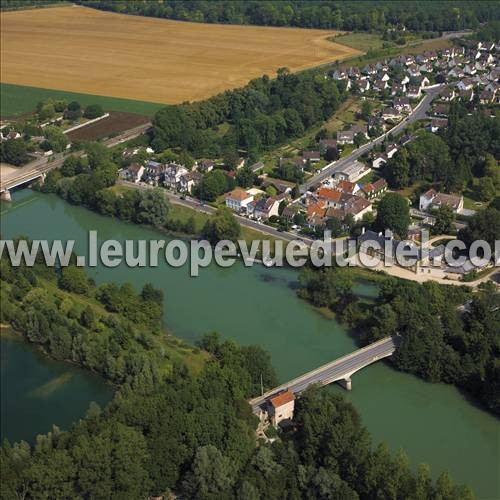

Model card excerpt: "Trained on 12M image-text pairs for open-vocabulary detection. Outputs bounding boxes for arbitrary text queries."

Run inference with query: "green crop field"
[0,83,165,118]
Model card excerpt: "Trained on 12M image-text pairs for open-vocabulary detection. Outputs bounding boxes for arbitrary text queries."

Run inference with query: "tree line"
[151,68,345,160]
[80,0,499,33]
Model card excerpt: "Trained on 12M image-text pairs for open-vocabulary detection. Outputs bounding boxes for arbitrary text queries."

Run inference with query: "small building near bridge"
[268,390,295,427]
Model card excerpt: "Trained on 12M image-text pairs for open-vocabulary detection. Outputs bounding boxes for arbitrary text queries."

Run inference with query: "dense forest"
[151,69,346,160]
[1,256,474,498]
[298,266,500,415]
[79,0,499,32]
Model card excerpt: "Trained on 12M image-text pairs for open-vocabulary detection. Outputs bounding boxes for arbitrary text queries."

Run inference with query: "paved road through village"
[301,85,444,192]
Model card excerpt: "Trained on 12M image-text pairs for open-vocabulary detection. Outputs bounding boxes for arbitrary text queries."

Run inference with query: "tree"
[476,176,496,202]
[84,104,105,119]
[325,146,339,162]
[43,126,68,153]
[85,142,111,169]
[432,204,455,235]
[0,139,28,166]
[222,147,239,169]
[236,165,254,188]
[58,266,89,294]
[197,170,231,201]
[361,100,373,121]
[60,156,80,177]
[375,193,410,238]
[326,217,342,237]
[202,207,241,244]
[136,189,170,226]
[182,446,235,499]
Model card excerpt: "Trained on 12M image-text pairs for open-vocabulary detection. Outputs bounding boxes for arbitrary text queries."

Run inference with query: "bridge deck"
[249,336,398,411]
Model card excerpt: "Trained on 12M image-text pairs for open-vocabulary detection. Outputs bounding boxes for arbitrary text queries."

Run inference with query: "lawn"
[0,83,165,118]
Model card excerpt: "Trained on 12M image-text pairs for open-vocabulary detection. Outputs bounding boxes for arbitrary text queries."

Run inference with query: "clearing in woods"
[0,5,361,105]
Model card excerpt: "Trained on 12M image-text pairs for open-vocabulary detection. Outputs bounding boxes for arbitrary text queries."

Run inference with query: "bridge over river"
[249,336,399,414]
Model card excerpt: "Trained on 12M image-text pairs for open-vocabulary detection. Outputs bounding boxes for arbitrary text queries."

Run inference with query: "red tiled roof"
[317,188,342,202]
[270,390,295,408]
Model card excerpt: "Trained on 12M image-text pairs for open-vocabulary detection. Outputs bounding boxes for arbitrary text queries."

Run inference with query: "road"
[249,336,398,412]
[0,122,152,192]
[301,85,444,192]
[118,180,315,247]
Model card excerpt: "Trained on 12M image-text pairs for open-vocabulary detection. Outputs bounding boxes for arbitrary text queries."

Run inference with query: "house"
[428,118,448,133]
[457,79,474,91]
[179,171,203,193]
[334,161,367,183]
[479,90,496,104]
[282,204,302,222]
[337,130,354,145]
[144,161,166,185]
[393,97,411,113]
[197,159,214,173]
[164,163,188,189]
[307,201,327,227]
[441,87,456,101]
[316,187,343,208]
[250,161,265,173]
[380,72,390,82]
[261,178,293,195]
[386,144,398,159]
[225,189,254,213]
[358,229,421,271]
[381,107,401,121]
[361,178,387,200]
[372,152,387,169]
[303,150,321,163]
[433,104,449,117]
[337,180,360,195]
[120,163,144,183]
[358,80,370,93]
[250,196,281,220]
[391,82,407,96]
[458,88,475,102]
[268,390,295,427]
[373,80,389,92]
[419,189,464,213]
[331,69,347,80]
[341,195,373,221]
[319,139,338,154]
[351,124,369,139]
[407,86,422,99]
[415,76,430,88]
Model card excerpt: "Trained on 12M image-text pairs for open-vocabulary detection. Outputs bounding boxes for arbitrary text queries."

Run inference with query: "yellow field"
[0,6,361,105]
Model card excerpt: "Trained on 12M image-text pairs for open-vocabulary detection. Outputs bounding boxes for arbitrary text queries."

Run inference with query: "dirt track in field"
[0,6,361,104]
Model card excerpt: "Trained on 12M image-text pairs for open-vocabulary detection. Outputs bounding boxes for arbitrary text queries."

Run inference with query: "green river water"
[0,189,498,499]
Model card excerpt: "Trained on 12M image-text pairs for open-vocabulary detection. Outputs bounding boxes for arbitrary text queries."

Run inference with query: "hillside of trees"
[298,267,500,415]
[0,256,474,498]
[80,0,499,32]
[151,69,346,160]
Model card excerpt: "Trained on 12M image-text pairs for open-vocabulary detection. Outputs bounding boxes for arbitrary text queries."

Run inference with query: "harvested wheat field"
[0,5,360,104]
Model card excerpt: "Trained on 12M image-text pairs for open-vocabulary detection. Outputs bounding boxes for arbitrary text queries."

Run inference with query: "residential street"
[301,85,444,192]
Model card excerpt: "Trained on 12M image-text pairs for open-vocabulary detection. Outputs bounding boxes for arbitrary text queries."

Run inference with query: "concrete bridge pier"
[0,189,12,202]
[338,377,352,391]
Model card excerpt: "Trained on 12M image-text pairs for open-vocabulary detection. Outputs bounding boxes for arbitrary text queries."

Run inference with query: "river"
[1,189,498,499]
